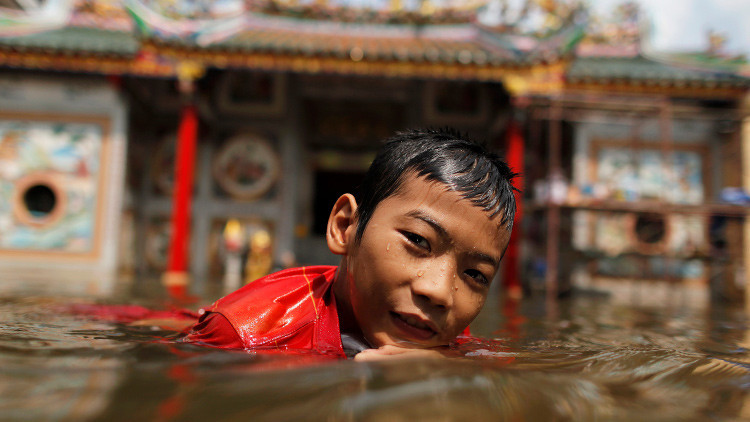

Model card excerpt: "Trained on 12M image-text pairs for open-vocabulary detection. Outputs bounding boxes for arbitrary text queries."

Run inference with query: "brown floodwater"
[2,285,750,421]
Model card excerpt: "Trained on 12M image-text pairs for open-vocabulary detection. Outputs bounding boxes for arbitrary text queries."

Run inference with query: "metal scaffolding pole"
[545,99,563,299]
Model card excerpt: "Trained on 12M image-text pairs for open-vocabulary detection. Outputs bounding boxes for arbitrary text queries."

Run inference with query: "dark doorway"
[312,170,366,236]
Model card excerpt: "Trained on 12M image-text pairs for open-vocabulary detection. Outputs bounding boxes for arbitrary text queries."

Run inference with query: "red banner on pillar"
[166,104,198,278]
[503,120,524,297]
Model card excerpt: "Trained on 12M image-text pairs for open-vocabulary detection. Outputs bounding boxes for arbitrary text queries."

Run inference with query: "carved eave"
[566,56,750,99]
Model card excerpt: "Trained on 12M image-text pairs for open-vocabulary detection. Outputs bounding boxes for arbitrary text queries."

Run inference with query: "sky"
[589,0,750,57]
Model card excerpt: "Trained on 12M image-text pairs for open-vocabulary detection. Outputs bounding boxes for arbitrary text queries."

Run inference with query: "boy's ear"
[326,193,358,255]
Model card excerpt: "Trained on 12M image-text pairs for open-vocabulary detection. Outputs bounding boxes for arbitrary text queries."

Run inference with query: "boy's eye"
[402,231,430,251]
[464,269,489,286]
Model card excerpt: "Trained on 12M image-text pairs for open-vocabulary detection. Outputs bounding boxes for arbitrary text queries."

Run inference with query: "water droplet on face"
[417,270,424,277]
[386,243,390,252]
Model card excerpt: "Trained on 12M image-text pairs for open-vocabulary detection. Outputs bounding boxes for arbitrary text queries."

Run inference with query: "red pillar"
[162,104,198,299]
[503,120,524,299]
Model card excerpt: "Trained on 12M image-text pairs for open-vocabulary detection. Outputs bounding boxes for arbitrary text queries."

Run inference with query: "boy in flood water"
[185,128,518,360]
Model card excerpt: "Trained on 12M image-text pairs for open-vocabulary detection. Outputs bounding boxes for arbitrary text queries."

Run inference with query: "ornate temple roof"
[0,0,583,86]
[565,1,749,97]
[569,56,749,88]
[0,1,166,75]
[0,0,744,96]
[134,0,586,87]
[0,26,136,54]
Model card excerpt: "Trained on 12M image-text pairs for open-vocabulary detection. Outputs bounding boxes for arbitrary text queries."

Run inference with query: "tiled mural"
[0,119,104,253]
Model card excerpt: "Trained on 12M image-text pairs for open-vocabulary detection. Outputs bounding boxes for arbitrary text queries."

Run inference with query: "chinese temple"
[0,0,747,303]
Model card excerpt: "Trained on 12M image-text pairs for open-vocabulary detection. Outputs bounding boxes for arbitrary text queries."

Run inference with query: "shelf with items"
[520,93,746,300]
[583,255,709,284]
[527,200,750,218]
[525,199,745,296]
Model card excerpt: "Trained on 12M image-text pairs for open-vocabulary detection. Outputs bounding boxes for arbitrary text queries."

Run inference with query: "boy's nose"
[411,263,455,310]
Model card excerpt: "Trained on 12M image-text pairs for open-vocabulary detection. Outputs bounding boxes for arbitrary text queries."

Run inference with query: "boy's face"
[340,174,511,349]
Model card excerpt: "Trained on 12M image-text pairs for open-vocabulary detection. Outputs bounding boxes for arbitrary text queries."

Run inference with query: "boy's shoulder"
[206,265,340,350]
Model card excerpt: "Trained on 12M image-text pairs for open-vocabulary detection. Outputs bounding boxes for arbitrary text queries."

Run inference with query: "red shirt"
[185,266,345,357]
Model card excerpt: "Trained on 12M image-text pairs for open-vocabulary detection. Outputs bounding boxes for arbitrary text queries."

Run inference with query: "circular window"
[631,213,668,254]
[635,213,666,245]
[12,173,67,228]
[23,184,57,217]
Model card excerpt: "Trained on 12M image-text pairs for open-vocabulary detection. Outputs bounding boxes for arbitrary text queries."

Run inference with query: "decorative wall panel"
[0,114,110,259]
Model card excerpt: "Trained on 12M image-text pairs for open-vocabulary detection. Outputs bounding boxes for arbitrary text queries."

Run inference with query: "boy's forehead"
[393,172,440,195]
[392,173,510,231]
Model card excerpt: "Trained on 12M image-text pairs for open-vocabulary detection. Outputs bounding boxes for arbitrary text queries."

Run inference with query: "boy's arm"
[353,345,446,361]
[353,326,472,361]
[184,312,245,349]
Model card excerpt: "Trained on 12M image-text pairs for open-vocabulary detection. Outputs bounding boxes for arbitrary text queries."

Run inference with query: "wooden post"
[743,115,750,310]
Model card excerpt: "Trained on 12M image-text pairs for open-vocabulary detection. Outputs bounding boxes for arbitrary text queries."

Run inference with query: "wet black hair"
[354,128,519,243]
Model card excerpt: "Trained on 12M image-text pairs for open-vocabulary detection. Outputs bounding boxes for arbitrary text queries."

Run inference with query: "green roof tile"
[0,26,138,56]
[569,56,750,86]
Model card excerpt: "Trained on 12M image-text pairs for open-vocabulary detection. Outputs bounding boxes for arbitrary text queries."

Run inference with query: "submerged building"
[0,0,747,303]
[520,7,750,304]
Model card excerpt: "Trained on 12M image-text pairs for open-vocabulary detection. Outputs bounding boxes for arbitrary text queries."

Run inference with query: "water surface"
[2,289,750,421]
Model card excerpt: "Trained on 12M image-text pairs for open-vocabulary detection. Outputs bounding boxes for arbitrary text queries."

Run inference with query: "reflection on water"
[2,291,750,421]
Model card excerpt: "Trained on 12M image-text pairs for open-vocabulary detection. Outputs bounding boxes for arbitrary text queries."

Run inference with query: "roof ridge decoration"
[69,0,135,31]
[0,0,591,85]
[623,10,750,80]
[123,0,488,45]
[573,0,749,79]
[477,20,584,62]
[478,0,586,36]
[241,12,479,40]
[640,29,749,78]
[123,0,591,45]
[132,0,589,61]
[577,0,640,56]
[125,0,246,46]
[0,0,72,37]
[245,0,486,25]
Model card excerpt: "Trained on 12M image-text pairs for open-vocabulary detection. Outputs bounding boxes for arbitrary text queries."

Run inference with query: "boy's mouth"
[389,311,437,341]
